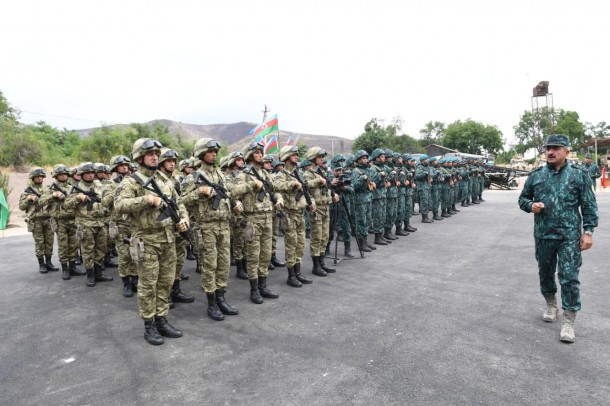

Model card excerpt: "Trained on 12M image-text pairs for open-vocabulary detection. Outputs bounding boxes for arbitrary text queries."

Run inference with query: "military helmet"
[51,164,70,178]
[280,145,299,161]
[370,148,386,161]
[384,149,394,158]
[178,159,190,172]
[331,154,345,164]
[92,162,105,173]
[193,138,221,159]
[262,154,274,163]
[130,162,139,172]
[77,162,96,175]
[393,152,401,161]
[28,167,47,179]
[228,151,245,167]
[132,138,163,161]
[344,153,355,167]
[402,153,411,161]
[69,167,78,176]
[273,159,284,170]
[299,160,312,169]
[110,155,131,172]
[243,141,265,162]
[354,150,369,161]
[219,155,230,170]
[306,146,327,161]
[159,148,179,165]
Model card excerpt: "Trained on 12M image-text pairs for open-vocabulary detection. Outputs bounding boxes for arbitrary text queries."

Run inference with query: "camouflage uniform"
[383,150,399,239]
[369,149,388,242]
[350,151,374,251]
[580,156,601,191]
[415,156,432,222]
[394,155,407,234]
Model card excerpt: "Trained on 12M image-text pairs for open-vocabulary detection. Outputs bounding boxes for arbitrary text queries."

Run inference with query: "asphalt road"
[1,190,608,406]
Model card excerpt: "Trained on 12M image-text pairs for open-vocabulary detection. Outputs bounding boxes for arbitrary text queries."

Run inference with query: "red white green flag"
[250,115,279,142]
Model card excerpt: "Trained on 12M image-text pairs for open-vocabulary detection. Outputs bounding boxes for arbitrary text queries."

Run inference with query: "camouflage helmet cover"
[279,145,299,161]
[110,155,131,172]
[193,138,221,159]
[51,164,70,178]
[28,167,47,179]
[306,146,327,161]
[132,138,162,161]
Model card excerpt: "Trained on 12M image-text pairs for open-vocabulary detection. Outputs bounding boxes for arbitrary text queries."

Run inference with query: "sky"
[2,0,609,147]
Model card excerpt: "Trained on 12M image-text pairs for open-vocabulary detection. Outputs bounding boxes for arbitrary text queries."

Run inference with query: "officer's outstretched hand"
[580,234,593,251]
[175,219,189,233]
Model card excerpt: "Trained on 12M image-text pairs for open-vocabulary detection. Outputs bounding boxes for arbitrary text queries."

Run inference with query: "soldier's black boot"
[258,276,279,298]
[144,320,164,345]
[186,245,196,261]
[206,292,225,321]
[236,259,248,280]
[441,209,451,218]
[294,263,313,284]
[131,275,139,293]
[287,266,303,287]
[305,229,311,239]
[86,268,95,287]
[452,204,460,213]
[154,316,183,338]
[405,220,417,232]
[271,252,285,268]
[384,228,397,240]
[433,211,444,221]
[103,251,118,268]
[249,279,264,304]
[180,273,189,281]
[268,261,275,271]
[122,276,133,298]
[422,213,433,223]
[319,255,336,273]
[216,289,239,315]
[38,256,48,274]
[168,294,174,309]
[69,260,85,276]
[45,255,59,272]
[344,241,354,257]
[358,237,372,252]
[311,255,327,277]
[374,233,388,245]
[364,235,376,250]
[61,263,71,280]
[75,250,82,265]
[94,263,113,282]
[171,280,194,303]
[395,224,409,236]
[461,201,467,207]
[479,196,485,202]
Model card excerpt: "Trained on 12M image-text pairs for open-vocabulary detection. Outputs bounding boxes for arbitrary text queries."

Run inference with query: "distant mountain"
[76,119,354,155]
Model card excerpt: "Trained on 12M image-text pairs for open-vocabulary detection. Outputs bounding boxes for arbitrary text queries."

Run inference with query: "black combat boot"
[86,268,95,287]
[294,263,313,284]
[249,279,264,304]
[395,224,409,236]
[374,233,388,245]
[144,320,164,345]
[271,252,285,268]
[287,266,303,287]
[472,199,480,204]
[131,275,139,293]
[171,280,194,303]
[404,220,417,232]
[75,251,82,265]
[103,251,118,268]
[122,276,133,298]
[344,241,354,257]
[186,245,196,260]
[258,276,279,298]
[358,237,372,252]
[94,263,113,282]
[441,209,451,218]
[69,260,85,276]
[422,213,433,223]
[319,255,336,273]
[168,294,174,309]
[216,289,239,315]
[111,244,118,257]
[45,255,59,272]
[154,316,183,338]
[384,228,397,240]
[38,257,48,274]
[61,263,70,280]
[180,273,189,281]
[452,204,460,213]
[364,236,376,250]
[268,262,275,271]
[305,229,311,239]
[236,258,248,280]
[479,196,485,202]
[206,292,225,321]
[433,211,443,221]
[311,255,327,277]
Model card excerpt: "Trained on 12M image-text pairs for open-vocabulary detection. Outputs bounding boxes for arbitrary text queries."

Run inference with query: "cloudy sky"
[2,0,608,146]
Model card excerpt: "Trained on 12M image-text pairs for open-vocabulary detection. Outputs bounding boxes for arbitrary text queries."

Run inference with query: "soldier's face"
[202,150,217,165]
[263,162,272,170]
[163,159,176,172]
[56,174,68,182]
[585,158,592,163]
[546,146,569,166]
[143,150,159,167]
[82,172,95,182]
[32,176,44,184]
[183,167,193,175]
[252,150,263,164]
[73,174,81,181]
[235,158,245,169]
[377,155,385,163]
[96,172,105,180]
[289,153,298,164]
[117,164,129,175]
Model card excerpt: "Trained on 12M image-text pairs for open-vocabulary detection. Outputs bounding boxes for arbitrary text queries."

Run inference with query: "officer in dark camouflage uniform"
[350,150,374,252]
[518,134,598,343]
[580,153,601,192]
[415,155,433,223]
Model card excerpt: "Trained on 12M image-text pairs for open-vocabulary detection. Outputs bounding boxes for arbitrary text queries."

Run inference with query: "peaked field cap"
[544,134,570,148]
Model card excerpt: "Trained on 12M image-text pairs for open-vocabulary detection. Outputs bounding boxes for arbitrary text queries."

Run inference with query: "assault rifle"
[289,168,314,207]
[248,166,277,205]
[50,183,68,196]
[70,184,101,211]
[193,171,230,210]
[24,186,41,199]
[316,166,337,199]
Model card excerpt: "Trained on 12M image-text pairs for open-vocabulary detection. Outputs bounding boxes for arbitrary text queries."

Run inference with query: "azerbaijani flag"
[250,114,279,141]
[286,133,300,146]
[265,134,279,155]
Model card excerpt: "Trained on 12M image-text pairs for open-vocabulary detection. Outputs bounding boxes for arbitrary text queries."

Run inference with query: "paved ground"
[0,190,608,406]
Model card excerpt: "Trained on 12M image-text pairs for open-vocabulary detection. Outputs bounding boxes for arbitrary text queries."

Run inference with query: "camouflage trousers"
[30,218,54,258]
[79,225,107,270]
[199,219,230,293]
[56,217,78,263]
[339,200,352,242]
[232,217,246,261]
[418,187,430,214]
[117,225,137,278]
[460,181,469,202]
[404,193,413,220]
[385,197,397,229]
[535,238,582,312]
[245,212,273,279]
[284,209,306,267]
[371,198,386,233]
[354,201,371,238]
[134,234,176,320]
[468,178,475,201]
[430,186,441,213]
[310,205,330,257]
[175,235,187,281]
[304,209,311,233]
[441,187,450,211]
[395,193,405,227]
[272,210,279,253]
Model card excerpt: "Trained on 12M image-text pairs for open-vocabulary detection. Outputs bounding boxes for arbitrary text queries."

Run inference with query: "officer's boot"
[395,224,409,236]
[154,316,183,338]
[344,241,354,257]
[311,255,327,277]
[86,268,95,287]
[405,220,417,232]
[294,262,312,284]
[143,320,164,345]
[45,255,59,272]
[422,213,433,223]
[249,279,264,304]
[287,266,303,287]
[441,208,451,218]
[384,228,397,240]
[38,256,48,274]
[433,211,443,221]
[103,251,118,268]
[319,255,336,273]
[267,261,275,271]
[452,204,460,213]
[364,235,376,250]
[171,280,195,303]
[216,289,239,315]
[374,233,388,245]
[131,275,139,293]
[258,276,279,298]
[75,250,83,265]
[69,260,85,276]
[560,310,576,343]
[122,276,133,298]
[236,258,248,280]
[61,263,70,280]
[94,263,113,282]
[206,292,225,321]
[180,272,189,281]
[358,237,372,252]
[542,294,558,322]
[271,252,285,268]
[186,244,196,260]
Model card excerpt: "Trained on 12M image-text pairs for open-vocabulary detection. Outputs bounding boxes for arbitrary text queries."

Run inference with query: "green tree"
[443,119,504,156]
[419,121,446,146]
[352,119,390,154]
[514,107,585,155]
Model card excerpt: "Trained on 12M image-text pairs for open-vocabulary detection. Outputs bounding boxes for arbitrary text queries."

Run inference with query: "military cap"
[419,154,429,161]
[428,156,437,163]
[299,160,312,169]
[585,153,592,159]
[544,134,570,148]
[438,157,446,164]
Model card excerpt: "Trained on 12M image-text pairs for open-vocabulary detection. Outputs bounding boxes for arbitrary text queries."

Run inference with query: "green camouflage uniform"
[580,161,601,191]
[303,166,332,257]
[351,163,372,238]
[384,159,398,231]
[44,179,78,264]
[369,162,387,233]
[415,162,431,215]
[19,180,54,258]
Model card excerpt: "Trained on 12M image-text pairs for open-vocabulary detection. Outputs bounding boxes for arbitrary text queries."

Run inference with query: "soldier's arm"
[37,187,54,207]
[114,179,150,215]
[271,173,295,193]
[63,192,82,210]
[179,179,203,207]
[580,175,598,231]
[226,175,255,198]
[18,191,32,211]
[518,175,535,213]
[302,171,319,189]
[101,183,116,209]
